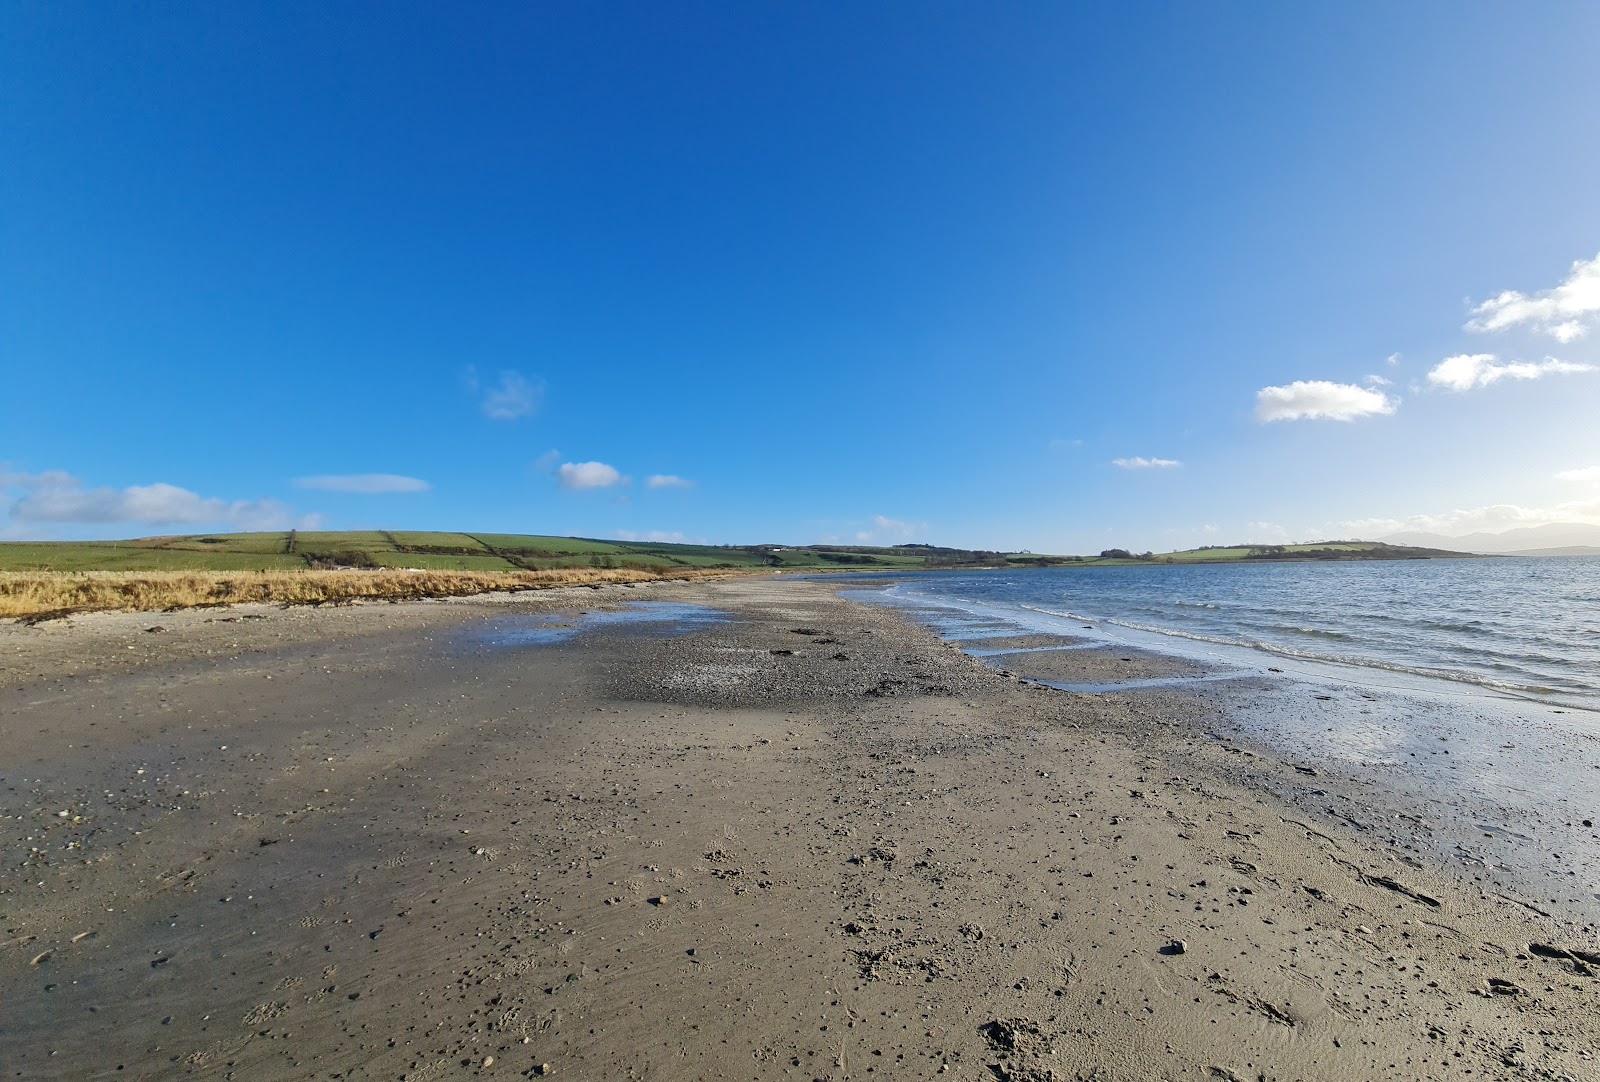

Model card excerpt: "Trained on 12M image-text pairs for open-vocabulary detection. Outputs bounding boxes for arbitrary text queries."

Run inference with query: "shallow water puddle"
[962,642,1111,658]
[466,602,728,648]
[1022,671,1256,694]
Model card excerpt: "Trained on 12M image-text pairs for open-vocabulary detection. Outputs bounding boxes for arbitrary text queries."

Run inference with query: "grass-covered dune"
[0,567,720,622]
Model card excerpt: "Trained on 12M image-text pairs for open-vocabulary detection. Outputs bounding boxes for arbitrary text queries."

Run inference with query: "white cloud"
[1112,456,1182,469]
[1248,521,1289,539]
[1556,466,1600,483]
[1386,353,1402,367]
[1254,380,1396,423]
[646,474,694,490]
[1363,373,1392,387]
[5,473,307,529]
[558,461,623,490]
[471,369,542,420]
[614,529,686,543]
[532,449,562,472]
[1425,353,1594,392]
[294,473,430,494]
[1466,252,1600,342]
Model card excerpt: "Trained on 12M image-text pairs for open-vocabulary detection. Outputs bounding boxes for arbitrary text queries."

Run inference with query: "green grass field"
[0,532,1476,574]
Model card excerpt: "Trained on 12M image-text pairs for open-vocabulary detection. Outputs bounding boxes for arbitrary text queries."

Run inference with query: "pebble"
[481,1056,494,1068]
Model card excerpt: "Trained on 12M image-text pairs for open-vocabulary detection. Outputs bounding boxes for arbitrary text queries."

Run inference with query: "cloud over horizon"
[1467,252,1600,344]
[295,473,430,494]
[1425,353,1594,392]
[849,514,925,544]
[558,461,624,490]
[1254,380,1397,423]
[3,471,310,530]
[1342,499,1600,538]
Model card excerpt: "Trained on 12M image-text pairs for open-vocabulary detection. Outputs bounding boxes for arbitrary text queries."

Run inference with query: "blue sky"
[4,2,1599,552]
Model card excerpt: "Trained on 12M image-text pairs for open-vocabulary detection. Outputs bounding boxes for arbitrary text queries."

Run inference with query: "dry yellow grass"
[0,567,732,621]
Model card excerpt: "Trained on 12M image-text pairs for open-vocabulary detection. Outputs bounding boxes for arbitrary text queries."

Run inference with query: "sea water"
[867,556,1600,710]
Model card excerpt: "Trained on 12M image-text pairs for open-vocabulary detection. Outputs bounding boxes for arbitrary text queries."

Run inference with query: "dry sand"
[1,577,1596,1081]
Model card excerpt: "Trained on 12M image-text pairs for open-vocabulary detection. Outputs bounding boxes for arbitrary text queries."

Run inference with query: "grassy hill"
[0,532,1477,574]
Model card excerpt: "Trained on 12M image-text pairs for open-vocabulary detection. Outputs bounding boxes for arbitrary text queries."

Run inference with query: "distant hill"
[1378,522,1600,554]
[1088,540,1477,565]
[0,532,1478,574]
[1502,545,1600,558]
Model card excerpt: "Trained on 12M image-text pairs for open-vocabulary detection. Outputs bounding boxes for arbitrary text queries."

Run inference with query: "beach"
[2,576,1596,1081]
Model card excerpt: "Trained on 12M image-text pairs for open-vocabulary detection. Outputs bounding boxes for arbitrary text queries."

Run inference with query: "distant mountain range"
[1376,522,1600,555]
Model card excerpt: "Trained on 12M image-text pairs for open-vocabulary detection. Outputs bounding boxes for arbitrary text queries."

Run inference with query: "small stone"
[648,896,669,906]
[536,1065,553,1076]
[481,1056,494,1068]
[1164,939,1187,956]
[1356,925,1375,935]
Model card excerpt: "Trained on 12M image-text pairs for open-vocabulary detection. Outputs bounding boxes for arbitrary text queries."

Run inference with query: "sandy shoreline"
[2,577,1596,1080]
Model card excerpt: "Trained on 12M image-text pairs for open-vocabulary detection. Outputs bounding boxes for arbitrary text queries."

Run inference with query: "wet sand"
[2,577,1597,1080]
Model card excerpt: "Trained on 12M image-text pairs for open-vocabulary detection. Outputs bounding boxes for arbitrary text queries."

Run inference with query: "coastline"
[2,577,1595,1080]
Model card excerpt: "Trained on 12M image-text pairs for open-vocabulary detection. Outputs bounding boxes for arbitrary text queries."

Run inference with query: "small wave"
[1270,625,1356,641]
[1018,602,1099,622]
[1093,617,1562,698]
[1419,620,1490,634]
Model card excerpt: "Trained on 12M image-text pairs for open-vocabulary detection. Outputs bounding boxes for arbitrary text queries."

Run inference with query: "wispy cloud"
[1254,380,1396,423]
[1556,466,1600,483]
[1467,251,1600,343]
[468,368,543,421]
[1363,373,1392,387]
[4,471,310,530]
[614,529,686,543]
[646,474,694,490]
[294,473,430,494]
[558,461,624,490]
[1112,456,1182,469]
[1425,353,1593,392]
[851,514,925,544]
